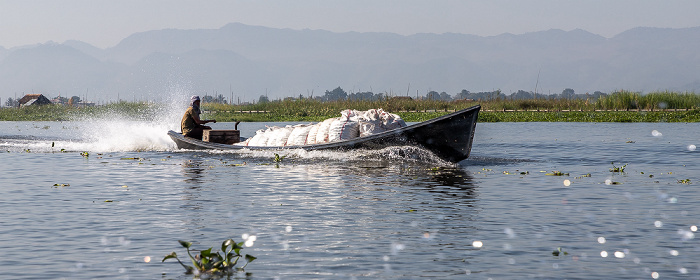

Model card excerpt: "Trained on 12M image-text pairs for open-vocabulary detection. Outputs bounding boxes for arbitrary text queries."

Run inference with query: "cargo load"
[238,109,406,147]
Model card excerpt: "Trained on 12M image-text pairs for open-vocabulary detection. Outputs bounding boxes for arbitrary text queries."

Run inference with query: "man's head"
[190,95,200,106]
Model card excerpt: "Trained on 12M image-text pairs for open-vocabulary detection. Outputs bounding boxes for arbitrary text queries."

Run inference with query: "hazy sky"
[2,0,700,49]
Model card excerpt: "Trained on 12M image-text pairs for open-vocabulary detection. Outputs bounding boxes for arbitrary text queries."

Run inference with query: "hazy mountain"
[1,23,699,104]
[106,49,279,102]
[0,43,119,98]
[63,40,105,59]
[0,46,7,61]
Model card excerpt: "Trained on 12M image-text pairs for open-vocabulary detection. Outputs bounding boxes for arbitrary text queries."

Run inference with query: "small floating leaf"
[162,252,178,262]
[178,240,192,249]
[222,239,233,253]
[245,254,257,263]
[200,247,213,258]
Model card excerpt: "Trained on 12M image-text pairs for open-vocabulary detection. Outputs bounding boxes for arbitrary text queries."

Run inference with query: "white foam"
[78,119,178,152]
[2,89,189,153]
[67,88,189,152]
[208,145,454,166]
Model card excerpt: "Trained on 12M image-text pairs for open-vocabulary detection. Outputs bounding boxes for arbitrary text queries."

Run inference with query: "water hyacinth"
[163,238,256,278]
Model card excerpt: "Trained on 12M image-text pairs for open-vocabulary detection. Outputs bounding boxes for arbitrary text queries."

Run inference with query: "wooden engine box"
[203,130,240,145]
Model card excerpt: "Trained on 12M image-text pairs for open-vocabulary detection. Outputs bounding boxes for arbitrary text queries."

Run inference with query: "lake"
[1,120,699,279]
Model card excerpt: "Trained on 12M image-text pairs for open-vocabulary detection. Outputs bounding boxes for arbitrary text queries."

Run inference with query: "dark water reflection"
[165,156,484,279]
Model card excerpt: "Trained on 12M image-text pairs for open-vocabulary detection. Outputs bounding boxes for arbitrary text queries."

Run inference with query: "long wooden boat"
[168,105,480,163]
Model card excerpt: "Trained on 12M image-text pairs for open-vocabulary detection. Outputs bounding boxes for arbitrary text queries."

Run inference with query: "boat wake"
[202,145,457,166]
[1,119,178,153]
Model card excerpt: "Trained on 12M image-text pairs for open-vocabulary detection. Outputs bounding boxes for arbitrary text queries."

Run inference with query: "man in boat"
[181,95,216,139]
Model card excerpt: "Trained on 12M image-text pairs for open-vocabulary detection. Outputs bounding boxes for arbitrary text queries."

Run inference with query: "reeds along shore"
[2,91,699,122]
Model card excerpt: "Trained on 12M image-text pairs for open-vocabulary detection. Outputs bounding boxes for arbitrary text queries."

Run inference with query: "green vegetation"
[2,90,699,122]
[678,179,691,184]
[0,101,160,121]
[545,171,569,176]
[610,162,628,173]
[552,247,569,256]
[204,90,700,122]
[163,238,255,278]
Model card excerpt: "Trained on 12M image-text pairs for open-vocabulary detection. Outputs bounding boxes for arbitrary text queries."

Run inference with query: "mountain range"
[2,22,700,103]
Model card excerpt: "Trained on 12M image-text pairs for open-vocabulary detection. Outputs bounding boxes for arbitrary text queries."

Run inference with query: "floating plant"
[609,162,627,173]
[273,153,287,168]
[163,239,256,278]
[273,153,286,163]
[678,179,691,184]
[552,247,569,256]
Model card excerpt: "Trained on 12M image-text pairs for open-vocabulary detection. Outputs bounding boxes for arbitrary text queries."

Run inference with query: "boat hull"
[168,105,480,163]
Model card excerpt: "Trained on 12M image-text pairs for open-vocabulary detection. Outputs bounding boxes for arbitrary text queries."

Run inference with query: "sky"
[1,0,700,49]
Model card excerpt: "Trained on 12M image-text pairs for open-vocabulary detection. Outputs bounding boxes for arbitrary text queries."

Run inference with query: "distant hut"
[18,94,52,107]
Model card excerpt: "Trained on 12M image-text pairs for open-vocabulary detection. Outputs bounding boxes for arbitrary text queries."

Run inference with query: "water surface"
[1,121,699,279]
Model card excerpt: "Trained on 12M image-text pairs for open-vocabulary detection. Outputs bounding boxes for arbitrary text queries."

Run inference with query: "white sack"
[379,110,407,130]
[354,109,388,137]
[315,118,336,144]
[328,116,360,142]
[266,126,294,147]
[362,109,380,121]
[285,124,313,146]
[305,124,320,145]
[246,129,269,146]
[358,120,386,137]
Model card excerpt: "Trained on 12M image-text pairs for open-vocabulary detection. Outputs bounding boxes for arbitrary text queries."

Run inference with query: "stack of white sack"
[235,109,406,146]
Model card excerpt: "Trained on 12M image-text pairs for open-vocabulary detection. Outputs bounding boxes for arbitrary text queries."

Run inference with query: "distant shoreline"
[205,110,700,123]
[2,106,698,123]
[2,91,699,122]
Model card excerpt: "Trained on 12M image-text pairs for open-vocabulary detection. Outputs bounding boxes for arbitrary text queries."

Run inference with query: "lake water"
[1,119,699,279]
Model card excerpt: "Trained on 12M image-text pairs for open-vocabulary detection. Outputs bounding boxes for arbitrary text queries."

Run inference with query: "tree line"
[255,87,610,104]
[3,87,611,107]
